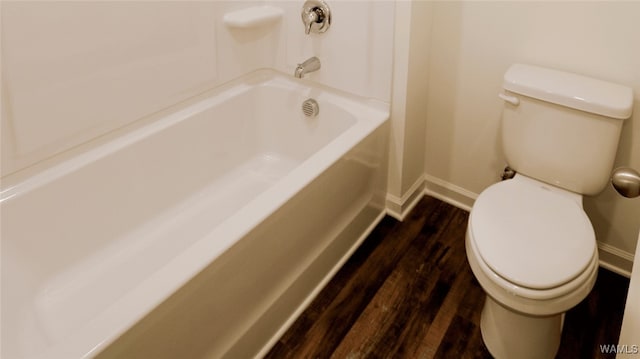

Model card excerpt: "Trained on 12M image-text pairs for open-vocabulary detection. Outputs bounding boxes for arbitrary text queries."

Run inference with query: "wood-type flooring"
[265,196,630,359]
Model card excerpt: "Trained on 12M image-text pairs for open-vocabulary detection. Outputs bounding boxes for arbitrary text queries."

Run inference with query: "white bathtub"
[1,69,389,359]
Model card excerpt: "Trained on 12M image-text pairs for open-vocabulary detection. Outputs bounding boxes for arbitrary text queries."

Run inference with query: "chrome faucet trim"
[294,56,321,78]
[301,0,331,35]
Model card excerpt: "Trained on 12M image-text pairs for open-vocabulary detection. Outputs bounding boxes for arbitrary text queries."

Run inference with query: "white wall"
[1,0,394,179]
[422,1,640,274]
[386,0,433,219]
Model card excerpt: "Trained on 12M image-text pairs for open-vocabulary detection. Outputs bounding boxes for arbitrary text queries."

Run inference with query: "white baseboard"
[598,241,634,278]
[385,175,425,221]
[423,174,477,212]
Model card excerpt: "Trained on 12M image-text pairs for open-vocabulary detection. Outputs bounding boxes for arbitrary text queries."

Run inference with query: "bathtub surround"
[1,1,219,177]
[1,1,394,178]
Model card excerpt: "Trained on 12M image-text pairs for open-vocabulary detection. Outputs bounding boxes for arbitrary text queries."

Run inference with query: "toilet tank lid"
[503,64,634,120]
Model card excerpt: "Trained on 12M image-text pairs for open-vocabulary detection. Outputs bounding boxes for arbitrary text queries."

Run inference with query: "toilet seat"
[470,175,596,291]
[467,226,598,303]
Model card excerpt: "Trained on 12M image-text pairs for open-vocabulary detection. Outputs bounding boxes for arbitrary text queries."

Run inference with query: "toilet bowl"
[466,64,633,358]
[466,175,599,358]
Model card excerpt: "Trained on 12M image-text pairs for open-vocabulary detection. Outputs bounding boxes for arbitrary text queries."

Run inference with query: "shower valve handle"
[301,0,331,35]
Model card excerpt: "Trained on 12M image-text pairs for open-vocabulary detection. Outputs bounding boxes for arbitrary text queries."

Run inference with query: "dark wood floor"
[265,196,630,359]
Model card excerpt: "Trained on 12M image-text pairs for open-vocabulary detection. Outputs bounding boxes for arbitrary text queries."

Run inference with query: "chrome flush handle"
[611,167,640,198]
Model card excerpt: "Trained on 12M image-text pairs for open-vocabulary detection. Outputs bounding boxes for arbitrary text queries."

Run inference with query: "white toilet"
[466,64,634,359]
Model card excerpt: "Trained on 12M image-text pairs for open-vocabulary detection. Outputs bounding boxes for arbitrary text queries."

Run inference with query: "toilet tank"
[501,64,634,195]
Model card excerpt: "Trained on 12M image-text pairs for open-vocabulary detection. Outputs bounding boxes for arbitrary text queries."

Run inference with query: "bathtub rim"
[2,69,390,359]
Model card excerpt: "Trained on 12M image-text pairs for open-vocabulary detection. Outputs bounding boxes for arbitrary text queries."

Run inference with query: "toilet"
[466,64,633,359]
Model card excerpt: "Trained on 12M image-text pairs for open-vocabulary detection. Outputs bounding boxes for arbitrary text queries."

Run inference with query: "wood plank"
[330,228,447,357]
[355,200,469,359]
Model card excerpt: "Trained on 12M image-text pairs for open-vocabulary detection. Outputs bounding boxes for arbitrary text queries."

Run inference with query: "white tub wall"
[414,2,640,275]
[214,0,395,101]
[1,1,219,177]
[267,0,394,104]
[1,0,394,178]
[213,1,287,85]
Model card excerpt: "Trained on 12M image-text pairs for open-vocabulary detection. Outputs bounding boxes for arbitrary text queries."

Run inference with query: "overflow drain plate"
[302,98,319,118]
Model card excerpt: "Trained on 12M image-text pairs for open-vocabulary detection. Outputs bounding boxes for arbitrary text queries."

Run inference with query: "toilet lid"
[470,178,596,290]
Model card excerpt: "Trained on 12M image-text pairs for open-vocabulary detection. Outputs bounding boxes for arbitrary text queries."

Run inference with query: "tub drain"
[302,98,319,118]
